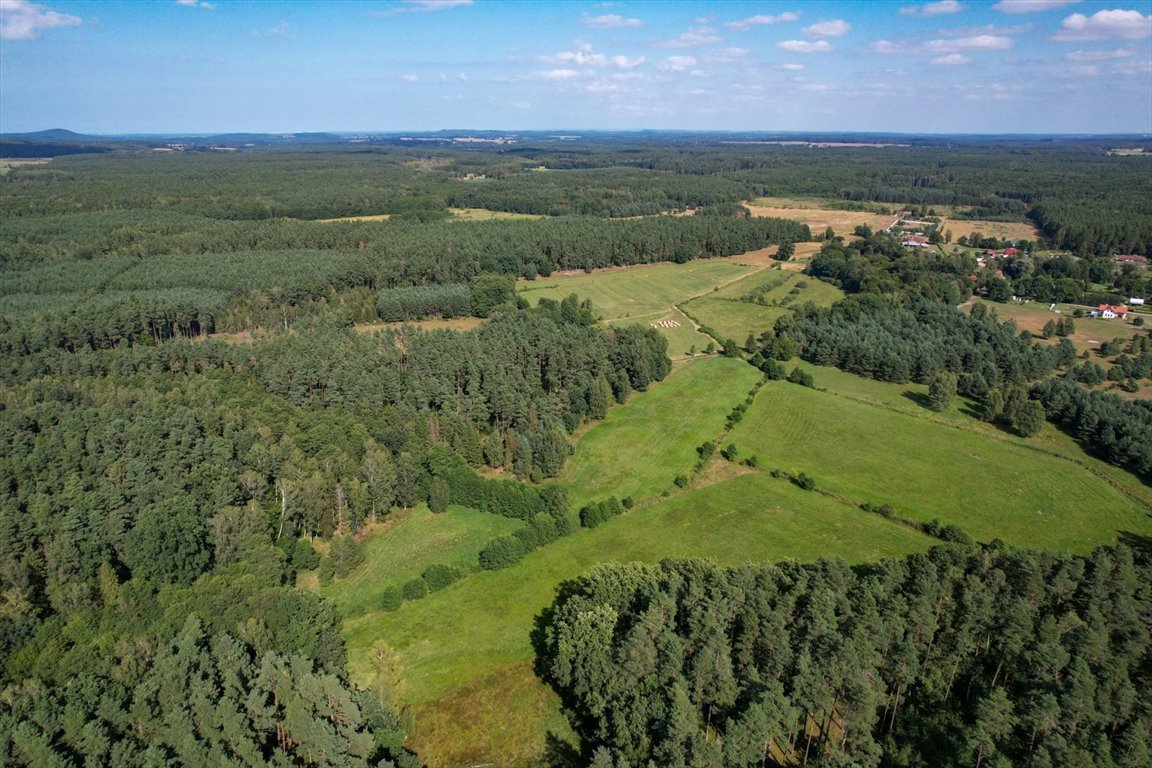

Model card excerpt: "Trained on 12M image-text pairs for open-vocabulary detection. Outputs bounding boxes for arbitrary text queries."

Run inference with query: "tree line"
[538,545,1151,767]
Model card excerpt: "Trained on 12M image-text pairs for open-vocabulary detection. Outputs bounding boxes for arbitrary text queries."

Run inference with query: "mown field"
[727,375,1152,549]
[746,197,898,235]
[682,270,845,342]
[334,343,1152,766]
[317,505,523,619]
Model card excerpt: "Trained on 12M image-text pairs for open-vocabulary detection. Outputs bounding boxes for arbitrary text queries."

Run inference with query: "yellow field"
[747,197,899,236]
[354,317,484,334]
[448,207,543,221]
[940,217,1040,242]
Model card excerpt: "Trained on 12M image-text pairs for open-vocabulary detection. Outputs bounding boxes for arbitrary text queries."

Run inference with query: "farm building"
[1115,254,1148,265]
[902,235,930,248]
[1092,304,1130,319]
[1130,298,1146,306]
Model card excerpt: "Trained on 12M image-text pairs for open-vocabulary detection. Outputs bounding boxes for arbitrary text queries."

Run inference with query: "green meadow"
[318,505,523,619]
[682,270,845,343]
[516,259,758,321]
[727,377,1152,550]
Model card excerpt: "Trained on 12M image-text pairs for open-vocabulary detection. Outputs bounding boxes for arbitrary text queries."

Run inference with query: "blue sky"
[1,0,1150,134]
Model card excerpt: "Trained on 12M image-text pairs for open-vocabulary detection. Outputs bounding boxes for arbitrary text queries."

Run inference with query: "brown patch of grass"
[405,661,575,768]
[355,317,484,334]
[940,218,1040,242]
[313,213,392,223]
[747,200,898,236]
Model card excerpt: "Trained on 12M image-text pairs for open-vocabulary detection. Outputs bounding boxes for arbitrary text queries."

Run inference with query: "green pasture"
[318,505,522,619]
[516,259,758,321]
[561,356,760,509]
[682,271,844,343]
[727,378,1152,550]
[342,473,932,765]
[607,308,713,359]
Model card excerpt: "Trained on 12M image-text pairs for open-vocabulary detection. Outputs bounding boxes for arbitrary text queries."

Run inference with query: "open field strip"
[561,356,760,509]
[682,270,845,343]
[516,259,760,321]
[747,197,899,235]
[343,472,934,767]
[727,378,1152,550]
[938,217,1041,242]
[353,316,484,334]
[318,505,523,619]
[448,207,543,220]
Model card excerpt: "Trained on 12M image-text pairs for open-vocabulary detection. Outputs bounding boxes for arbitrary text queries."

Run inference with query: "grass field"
[517,259,758,322]
[448,207,543,221]
[344,472,933,766]
[681,270,845,343]
[747,197,899,236]
[727,379,1152,550]
[939,217,1040,242]
[970,298,1144,350]
[354,316,484,335]
[561,356,760,509]
[607,307,713,358]
[318,505,523,618]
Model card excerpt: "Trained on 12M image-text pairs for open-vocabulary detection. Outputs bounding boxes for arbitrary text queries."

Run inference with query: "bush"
[330,535,364,578]
[479,535,525,570]
[317,557,334,586]
[402,577,429,601]
[422,563,464,592]
[787,367,814,387]
[791,472,816,491]
[292,539,321,571]
[428,478,449,513]
[379,585,403,612]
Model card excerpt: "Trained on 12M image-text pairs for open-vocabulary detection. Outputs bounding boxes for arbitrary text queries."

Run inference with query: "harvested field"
[747,197,899,236]
[355,317,484,334]
[939,217,1040,242]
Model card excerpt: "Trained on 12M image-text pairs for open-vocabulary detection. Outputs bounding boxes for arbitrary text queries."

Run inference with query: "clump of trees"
[539,545,1152,767]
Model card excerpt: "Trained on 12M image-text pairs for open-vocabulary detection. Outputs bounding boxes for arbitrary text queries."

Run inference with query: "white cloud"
[658,55,697,72]
[778,63,806,70]
[399,74,420,82]
[535,69,581,80]
[1112,59,1152,76]
[724,12,799,31]
[804,19,851,37]
[1053,9,1152,41]
[581,13,642,29]
[932,53,972,65]
[1066,47,1134,61]
[777,39,832,53]
[993,0,1078,13]
[872,39,904,53]
[936,23,1032,36]
[1067,64,1100,76]
[704,47,750,63]
[900,1,964,17]
[922,34,1014,52]
[585,81,622,93]
[656,26,721,48]
[176,0,215,6]
[0,0,81,39]
[543,45,644,69]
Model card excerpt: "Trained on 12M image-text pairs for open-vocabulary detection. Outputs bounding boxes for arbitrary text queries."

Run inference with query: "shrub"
[317,557,334,586]
[479,535,525,570]
[292,539,321,571]
[379,585,403,612]
[787,367,814,387]
[422,563,464,592]
[402,577,429,601]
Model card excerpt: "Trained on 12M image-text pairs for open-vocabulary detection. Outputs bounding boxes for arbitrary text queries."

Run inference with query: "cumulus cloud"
[581,13,642,29]
[804,19,851,37]
[656,26,721,48]
[1066,47,1134,61]
[704,47,750,63]
[0,0,81,39]
[251,21,290,38]
[932,53,972,64]
[399,74,420,82]
[922,34,1014,52]
[872,39,904,53]
[993,0,1078,13]
[1052,9,1152,40]
[536,69,581,80]
[658,55,697,72]
[778,63,806,70]
[176,0,215,7]
[900,1,964,16]
[543,44,644,69]
[375,0,471,16]
[724,12,799,31]
[777,39,832,53]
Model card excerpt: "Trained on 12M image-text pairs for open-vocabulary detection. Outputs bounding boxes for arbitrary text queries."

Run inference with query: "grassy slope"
[318,505,523,618]
[682,270,844,344]
[561,356,760,509]
[345,474,932,766]
[728,377,1152,550]
[516,260,758,322]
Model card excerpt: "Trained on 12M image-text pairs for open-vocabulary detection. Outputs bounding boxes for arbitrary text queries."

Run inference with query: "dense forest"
[2,136,1150,766]
[540,545,1152,767]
